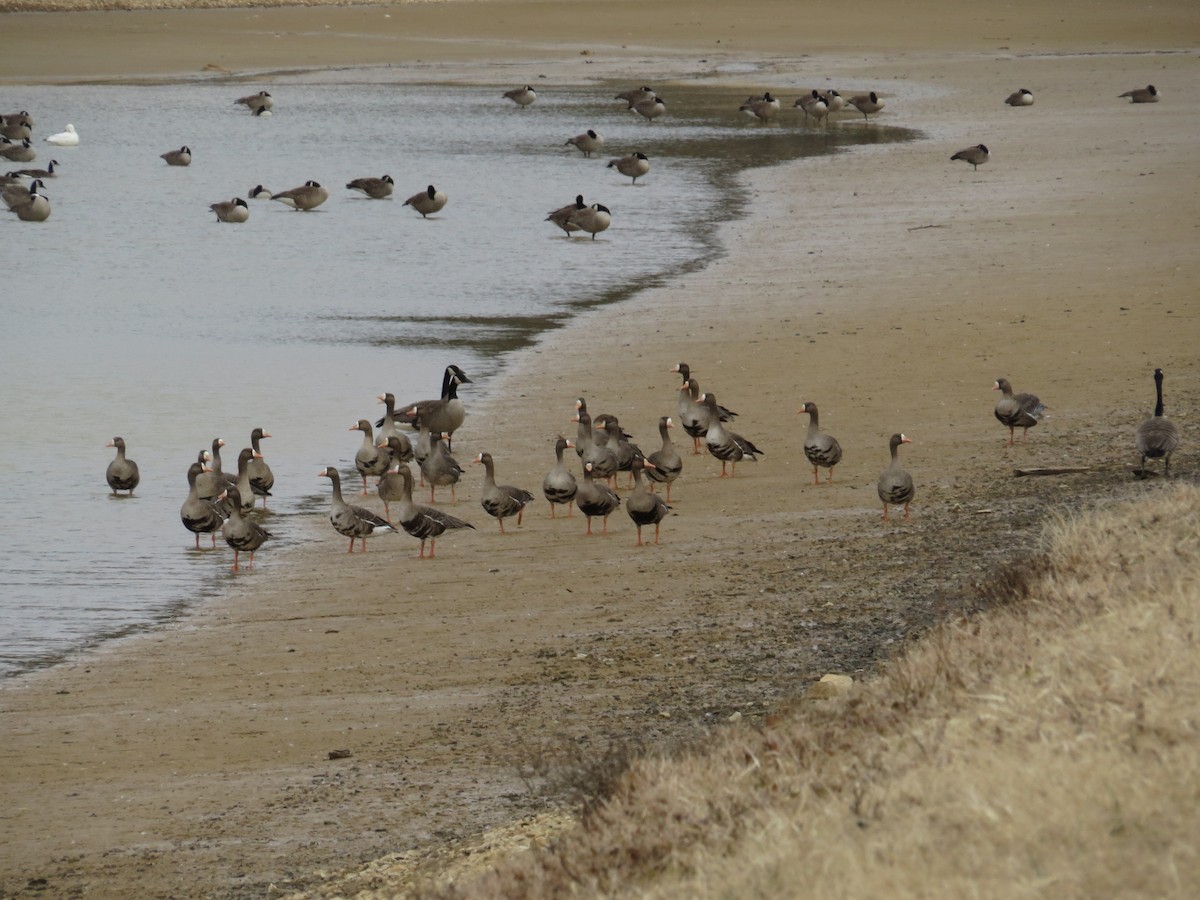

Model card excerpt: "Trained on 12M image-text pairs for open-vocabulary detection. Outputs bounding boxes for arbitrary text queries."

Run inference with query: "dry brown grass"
[411,484,1200,898]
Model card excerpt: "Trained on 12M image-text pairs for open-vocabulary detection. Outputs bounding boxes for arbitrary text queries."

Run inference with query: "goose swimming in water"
[45,124,79,146]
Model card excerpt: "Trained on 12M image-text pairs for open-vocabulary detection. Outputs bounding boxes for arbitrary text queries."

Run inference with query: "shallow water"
[0,77,915,676]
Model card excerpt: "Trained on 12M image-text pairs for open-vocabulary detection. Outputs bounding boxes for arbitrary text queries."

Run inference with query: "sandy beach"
[1,1,1197,897]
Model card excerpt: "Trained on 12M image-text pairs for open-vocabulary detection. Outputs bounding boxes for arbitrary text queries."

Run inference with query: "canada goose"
[271,180,328,211]
[0,171,25,186]
[404,184,448,217]
[1005,88,1034,106]
[631,95,667,122]
[15,160,57,178]
[160,145,191,166]
[848,91,885,123]
[565,129,605,157]
[740,92,781,123]
[565,202,612,240]
[0,120,31,140]
[616,86,655,105]
[1119,85,1159,103]
[950,144,989,171]
[253,106,272,118]
[105,437,140,494]
[877,434,914,523]
[248,184,273,200]
[795,90,829,126]
[345,174,395,199]
[45,125,79,146]
[1135,368,1180,477]
[503,85,537,107]
[822,89,846,113]
[209,197,249,223]
[7,184,50,221]
[993,377,1046,445]
[235,91,273,113]
[546,194,586,235]
[2,177,42,209]
[2,111,33,128]
[607,152,650,184]
[0,138,35,162]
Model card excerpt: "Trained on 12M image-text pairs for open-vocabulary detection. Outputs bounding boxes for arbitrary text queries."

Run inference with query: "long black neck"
[1154,370,1165,417]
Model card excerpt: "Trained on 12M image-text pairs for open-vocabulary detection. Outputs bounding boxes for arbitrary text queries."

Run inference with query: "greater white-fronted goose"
[318,466,396,553]
[678,376,738,455]
[700,392,763,477]
[272,181,328,211]
[503,85,537,108]
[625,452,670,546]
[351,418,389,494]
[542,436,578,518]
[1135,368,1180,477]
[379,430,415,471]
[235,91,273,113]
[15,160,57,178]
[848,91,885,123]
[389,364,471,449]
[7,183,49,221]
[566,129,604,157]
[798,401,843,484]
[0,138,36,161]
[547,194,586,235]
[877,433,914,522]
[413,424,433,476]
[474,452,535,533]
[646,416,683,501]
[1119,85,1158,103]
[740,92,781,123]
[576,461,621,535]
[160,145,191,166]
[346,174,394,199]
[607,152,650,184]
[248,427,274,507]
[596,414,641,486]
[180,462,225,549]
[631,95,666,122]
[105,436,140,495]
[195,437,231,500]
[217,487,271,570]
[951,144,989,171]
[572,399,594,459]
[404,184,448,218]
[615,86,655,105]
[565,203,611,240]
[581,412,619,485]
[993,377,1046,445]
[378,463,474,557]
[375,393,415,459]
[210,197,249,223]
[1005,89,1034,106]
[232,447,260,515]
[421,431,464,504]
[45,125,79,147]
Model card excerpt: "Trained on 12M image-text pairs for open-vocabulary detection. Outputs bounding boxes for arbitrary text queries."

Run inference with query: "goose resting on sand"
[1119,85,1158,103]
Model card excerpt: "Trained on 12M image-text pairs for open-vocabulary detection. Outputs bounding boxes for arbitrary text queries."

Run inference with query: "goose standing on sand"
[380,435,416,477]
[421,432,464,504]
[1135,368,1180,477]
[566,129,604,157]
[350,419,389,494]
[877,433,914,523]
[7,184,50,221]
[218,487,271,570]
[45,125,79,146]
[679,376,738,455]
[1005,88,1034,106]
[474,452,535,533]
[542,436,578,518]
[0,138,35,162]
[547,194,586,236]
[376,396,415,461]
[700,392,763,477]
[160,145,191,166]
[848,91,885,123]
[950,144,989,171]
[646,416,683,501]
[209,197,249,223]
[235,91,273,113]
[404,184,448,217]
[993,377,1046,445]
[105,437,140,495]
[581,413,620,485]
[503,85,537,108]
[248,427,274,507]
[596,415,640,480]
[181,462,225,549]
[740,91,781,123]
[379,463,474,557]
[346,174,395,199]
[388,364,471,450]
[576,461,622,535]
[607,152,650,184]
[631,95,667,122]
[615,86,655,105]
[625,452,671,546]
[272,181,328,211]
[798,401,843,484]
[1119,85,1158,103]
[572,400,595,460]
[318,467,395,552]
[565,202,611,240]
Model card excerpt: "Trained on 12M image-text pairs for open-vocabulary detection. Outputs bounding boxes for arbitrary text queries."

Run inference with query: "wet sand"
[1,2,1197,896]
